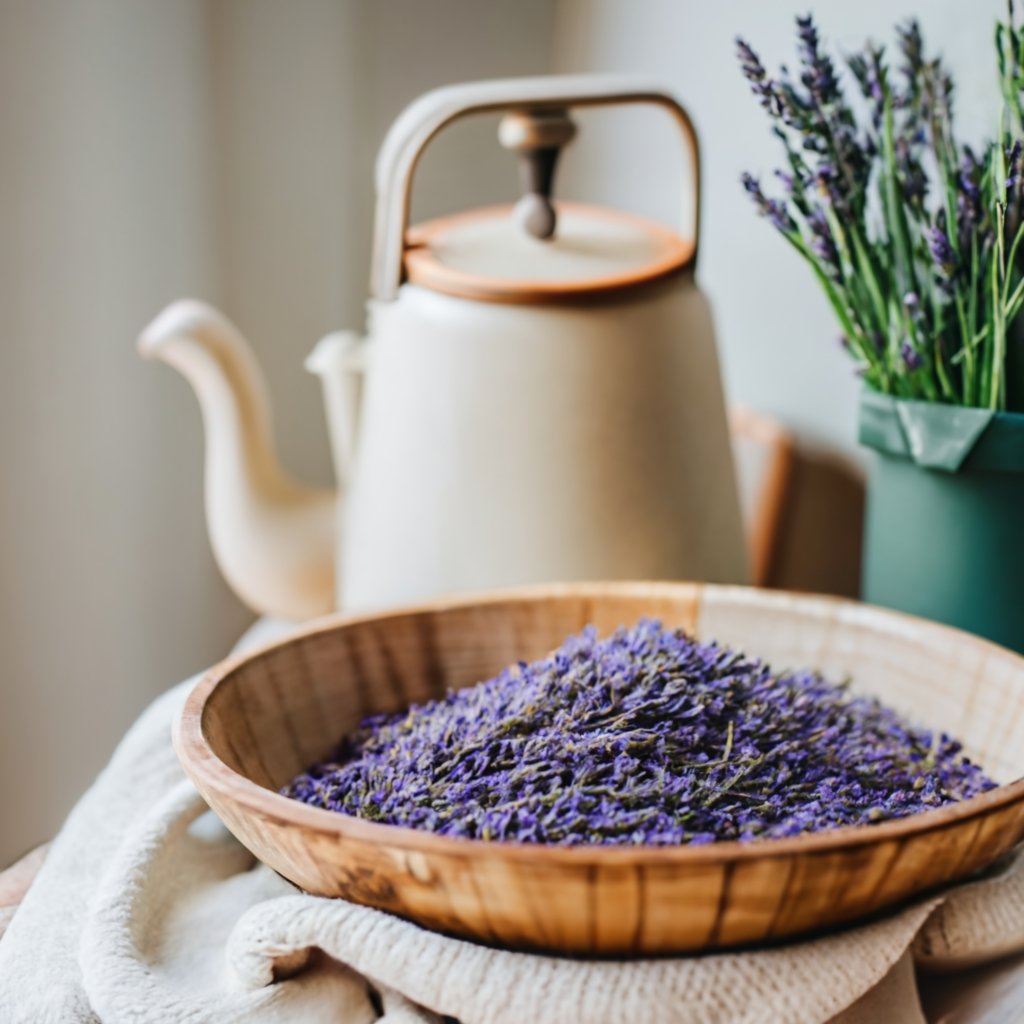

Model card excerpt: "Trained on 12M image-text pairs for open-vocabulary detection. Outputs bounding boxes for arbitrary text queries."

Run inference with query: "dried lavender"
[737,12,1024,411]
[282,621,995,846]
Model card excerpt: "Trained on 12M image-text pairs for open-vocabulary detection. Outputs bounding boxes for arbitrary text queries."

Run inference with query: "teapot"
[139,75,748,620]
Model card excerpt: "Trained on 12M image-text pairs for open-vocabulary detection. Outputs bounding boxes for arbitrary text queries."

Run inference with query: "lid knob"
[498,109,577,241]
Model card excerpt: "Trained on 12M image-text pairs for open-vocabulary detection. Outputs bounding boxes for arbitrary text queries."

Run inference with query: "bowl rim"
[175,581,1024,866]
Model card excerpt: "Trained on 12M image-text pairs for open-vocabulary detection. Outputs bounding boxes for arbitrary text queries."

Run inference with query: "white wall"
[0,0,246,866]
[0,0,556,865]
[208,0,558,489]
[552,0,1009,456]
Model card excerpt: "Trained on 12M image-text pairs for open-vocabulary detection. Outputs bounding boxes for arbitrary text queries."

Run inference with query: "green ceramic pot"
[860,388,1024,652]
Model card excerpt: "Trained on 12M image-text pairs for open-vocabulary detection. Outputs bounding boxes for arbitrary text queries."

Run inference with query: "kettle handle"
[371,74,701,301]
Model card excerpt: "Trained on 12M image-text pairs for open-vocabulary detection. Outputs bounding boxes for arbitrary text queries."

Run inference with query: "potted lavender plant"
[737,12,1024,651]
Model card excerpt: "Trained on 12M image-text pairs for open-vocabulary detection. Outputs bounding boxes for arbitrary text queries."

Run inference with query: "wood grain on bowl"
[174,582,1024,955]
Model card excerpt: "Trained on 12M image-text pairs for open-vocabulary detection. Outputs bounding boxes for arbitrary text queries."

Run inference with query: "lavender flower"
[896,20,924,101]
[776,73,815,133]
[741,172,796,232]
[896,137,928,208]
[813,162,849,218]
[921,58,955,136]
[901,341,924,370]
[929,215,958,293]
[897,21,923,69]
[736,37,782,116]
[796,14,840,104]
[775,169,796,193]
[958,146,984,229]
[808,206,840,273]
[849,45,886,130]
[739,10,1024,410]
[282,621,996,846]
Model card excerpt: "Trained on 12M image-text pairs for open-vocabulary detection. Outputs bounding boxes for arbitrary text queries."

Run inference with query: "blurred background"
[0,0,1008,863]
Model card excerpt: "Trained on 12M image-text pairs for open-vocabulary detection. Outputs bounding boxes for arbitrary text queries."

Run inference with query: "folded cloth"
[0,619,1022,1024]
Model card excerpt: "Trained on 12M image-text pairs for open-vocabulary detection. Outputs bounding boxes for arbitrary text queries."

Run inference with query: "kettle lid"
[403,202,693,304]
[372,75,701,302]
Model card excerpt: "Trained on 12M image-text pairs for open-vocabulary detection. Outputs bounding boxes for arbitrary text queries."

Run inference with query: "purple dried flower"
[283,621,996,846]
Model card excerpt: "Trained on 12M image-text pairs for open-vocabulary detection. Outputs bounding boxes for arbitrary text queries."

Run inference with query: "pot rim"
[858,386,1024,473]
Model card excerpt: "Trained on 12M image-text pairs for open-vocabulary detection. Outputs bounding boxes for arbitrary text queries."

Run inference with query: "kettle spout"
[139,300,337,620]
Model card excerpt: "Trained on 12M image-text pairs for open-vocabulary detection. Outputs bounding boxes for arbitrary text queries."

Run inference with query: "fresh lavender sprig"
[736,36,782,117]
[796,14,840,104]
[807,206,840,273]
[929,215,958,293]
[848,45,885,130]
[741,172,796,232]
[958,147,984,230]
[738,11,1024,411]
[897,20,924,81]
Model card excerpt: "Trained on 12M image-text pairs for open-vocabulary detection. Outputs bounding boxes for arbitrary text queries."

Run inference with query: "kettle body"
[340,278,745,609]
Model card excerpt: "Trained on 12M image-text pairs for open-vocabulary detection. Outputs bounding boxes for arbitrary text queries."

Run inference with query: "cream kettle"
[139,74,748,620]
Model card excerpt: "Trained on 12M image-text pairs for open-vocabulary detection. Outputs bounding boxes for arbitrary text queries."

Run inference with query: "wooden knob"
[498,109,577,240]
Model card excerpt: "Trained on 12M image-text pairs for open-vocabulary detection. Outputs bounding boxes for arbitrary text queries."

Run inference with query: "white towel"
[0,619,1021,1024]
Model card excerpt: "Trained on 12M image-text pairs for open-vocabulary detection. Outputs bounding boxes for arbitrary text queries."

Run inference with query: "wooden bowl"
[175,583,1024,955]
